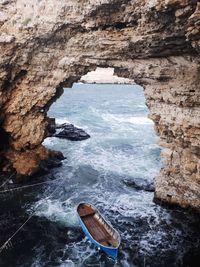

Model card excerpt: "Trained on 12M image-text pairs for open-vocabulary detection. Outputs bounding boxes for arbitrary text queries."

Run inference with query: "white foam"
[56,117,71,124]
[110,192,155,217]
[60,260,75,267]
[102,114,153,125]
[68,144,160,179]
[42,137,57,146]
[34,199,79,227]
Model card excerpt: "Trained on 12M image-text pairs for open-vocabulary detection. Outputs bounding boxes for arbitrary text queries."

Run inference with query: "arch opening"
[44,66,162,198]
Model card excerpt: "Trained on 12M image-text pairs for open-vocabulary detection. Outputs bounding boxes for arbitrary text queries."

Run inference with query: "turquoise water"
[0,84,200,267]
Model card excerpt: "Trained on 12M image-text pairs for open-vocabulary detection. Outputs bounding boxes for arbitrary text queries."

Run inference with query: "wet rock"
[54,123,90,141]
[47,117,56,134]
[30,150,66,177]
[5,147,66,179]
[122,178,155,192]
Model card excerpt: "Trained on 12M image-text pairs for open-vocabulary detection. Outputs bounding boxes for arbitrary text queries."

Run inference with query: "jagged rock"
[0,0,200,210]
[47,119,90,141]
[54,124,90,141]
[5,147,65,177]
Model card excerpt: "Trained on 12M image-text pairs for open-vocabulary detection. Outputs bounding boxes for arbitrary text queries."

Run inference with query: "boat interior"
[78,203,119,248]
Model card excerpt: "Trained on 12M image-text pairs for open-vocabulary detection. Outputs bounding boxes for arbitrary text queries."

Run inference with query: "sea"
[0,84,200,267]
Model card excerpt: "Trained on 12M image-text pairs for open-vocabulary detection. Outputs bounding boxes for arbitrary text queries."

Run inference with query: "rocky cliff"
[0,0,199,210]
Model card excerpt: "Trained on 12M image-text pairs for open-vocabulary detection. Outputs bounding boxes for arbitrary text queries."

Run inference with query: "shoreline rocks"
[4,147,65,180]
[48,119,90,141]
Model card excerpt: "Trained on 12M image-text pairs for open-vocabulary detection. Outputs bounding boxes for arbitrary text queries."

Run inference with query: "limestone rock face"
[0,0,200,209]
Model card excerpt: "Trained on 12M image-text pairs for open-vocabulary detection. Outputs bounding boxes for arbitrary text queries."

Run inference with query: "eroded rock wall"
[0,0,200,209]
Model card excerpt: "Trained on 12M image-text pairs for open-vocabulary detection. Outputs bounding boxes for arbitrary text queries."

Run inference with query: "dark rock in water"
[51,150,66,161]
[54,123,90,141]
[47,118,90,141]
[122,178,154,192]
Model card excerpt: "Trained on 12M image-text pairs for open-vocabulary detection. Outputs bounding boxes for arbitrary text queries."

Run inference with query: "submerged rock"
[122,178,154,192]
[54,123,90,141]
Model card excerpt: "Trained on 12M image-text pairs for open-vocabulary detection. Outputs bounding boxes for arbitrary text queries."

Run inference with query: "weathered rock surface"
[0,1,200,210]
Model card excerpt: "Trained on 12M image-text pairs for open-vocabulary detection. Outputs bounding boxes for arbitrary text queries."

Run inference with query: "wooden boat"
[77,203,120,259]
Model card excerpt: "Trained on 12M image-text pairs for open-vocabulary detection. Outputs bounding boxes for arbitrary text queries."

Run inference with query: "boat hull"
[77,203,120,259]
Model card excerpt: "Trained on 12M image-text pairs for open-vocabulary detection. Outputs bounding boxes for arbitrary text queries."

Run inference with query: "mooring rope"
[0,175,67,254]
[0,173,15,189]
[0,216,33,253]
[0,143,160,254]
[0,177,64,194]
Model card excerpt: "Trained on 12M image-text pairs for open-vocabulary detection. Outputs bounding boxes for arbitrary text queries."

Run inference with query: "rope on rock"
[0,176,66,254]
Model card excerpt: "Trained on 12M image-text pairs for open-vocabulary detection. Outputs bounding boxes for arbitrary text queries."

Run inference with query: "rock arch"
[0,0,200,209]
